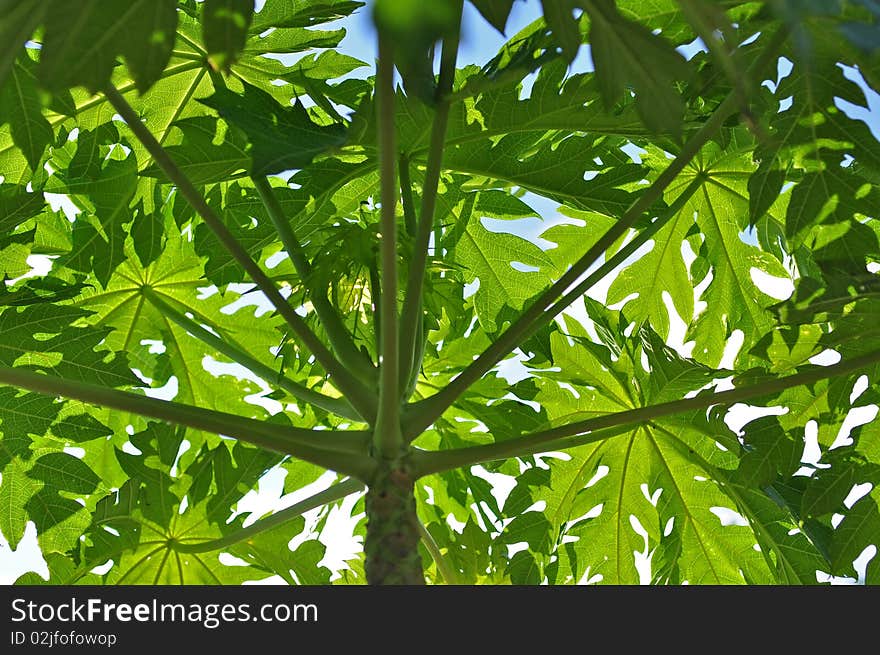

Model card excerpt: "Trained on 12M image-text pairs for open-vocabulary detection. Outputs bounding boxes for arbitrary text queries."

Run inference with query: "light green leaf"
[608,133,791,368]
[27,452,101,495]
[0,457,40,550]
[453,198,555,333]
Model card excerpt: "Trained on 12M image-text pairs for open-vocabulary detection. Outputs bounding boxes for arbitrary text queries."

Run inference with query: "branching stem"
[403,28,790,439]
[173,479,365,553]
[103,84,376,422]
[142,287,362,421]
[398,3,463,399]
[411,346,880,477]
[0,365,375,479]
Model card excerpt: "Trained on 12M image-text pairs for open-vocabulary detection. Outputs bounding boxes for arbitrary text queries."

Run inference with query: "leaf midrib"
[643,426,731,583]
[654,422,812,583]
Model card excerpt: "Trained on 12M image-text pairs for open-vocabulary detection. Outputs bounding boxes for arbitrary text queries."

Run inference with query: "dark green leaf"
[129,202,163,269]
[51,412,114,444]
[203,0,255,72]
[585,0,691,134]
[199,81,347,176]
[0,389,58,466]
[0,0,45,91]
[540,0,582,61]
[0,185,45,233]
[748,159,787,227]
[120,0,179,93]
[469,0,516,33]
[802,465,859,517]
[39,0,177,94]
[0,54,52,171]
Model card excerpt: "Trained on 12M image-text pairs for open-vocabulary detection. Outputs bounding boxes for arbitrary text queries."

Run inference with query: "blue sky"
[332,0,546,67]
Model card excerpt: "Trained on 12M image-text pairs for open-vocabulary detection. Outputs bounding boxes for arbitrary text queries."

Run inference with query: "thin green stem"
[0,365,375,479]
[398,154,427,399]
[173,479,365,553]
[410,346,880,477]
[399,154,418,237]
[398,7,462,399]
[412,425,630,478]
[374,35,402,460]
[417,519,461,585]
[206,66,227,90]
[403,28,790,440]
[405,316,426,400]
[253,174,314,279]
[142,287,362,421]
[171,49,206,63]
[102,84,377,423]
[175,30,208,57]
[369,260,382,356]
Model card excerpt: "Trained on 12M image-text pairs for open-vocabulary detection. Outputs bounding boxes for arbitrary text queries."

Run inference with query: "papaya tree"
[0,0,879,586]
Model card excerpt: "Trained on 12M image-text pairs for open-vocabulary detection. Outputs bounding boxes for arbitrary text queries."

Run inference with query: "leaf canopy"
[0,0,879,586]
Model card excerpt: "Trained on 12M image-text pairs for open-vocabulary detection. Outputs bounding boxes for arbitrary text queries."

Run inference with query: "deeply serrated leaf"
[39,0,177,94]
[140,116,249,185]
[0,458,39,550]
[200,82,347,176]
[585,0,690,135]
[0,54,52,171]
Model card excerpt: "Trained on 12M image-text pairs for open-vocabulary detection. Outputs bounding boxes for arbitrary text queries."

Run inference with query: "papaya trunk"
[364,462,425,585]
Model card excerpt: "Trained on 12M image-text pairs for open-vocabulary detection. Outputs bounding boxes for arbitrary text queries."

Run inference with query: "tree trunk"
[364,461,425,585]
